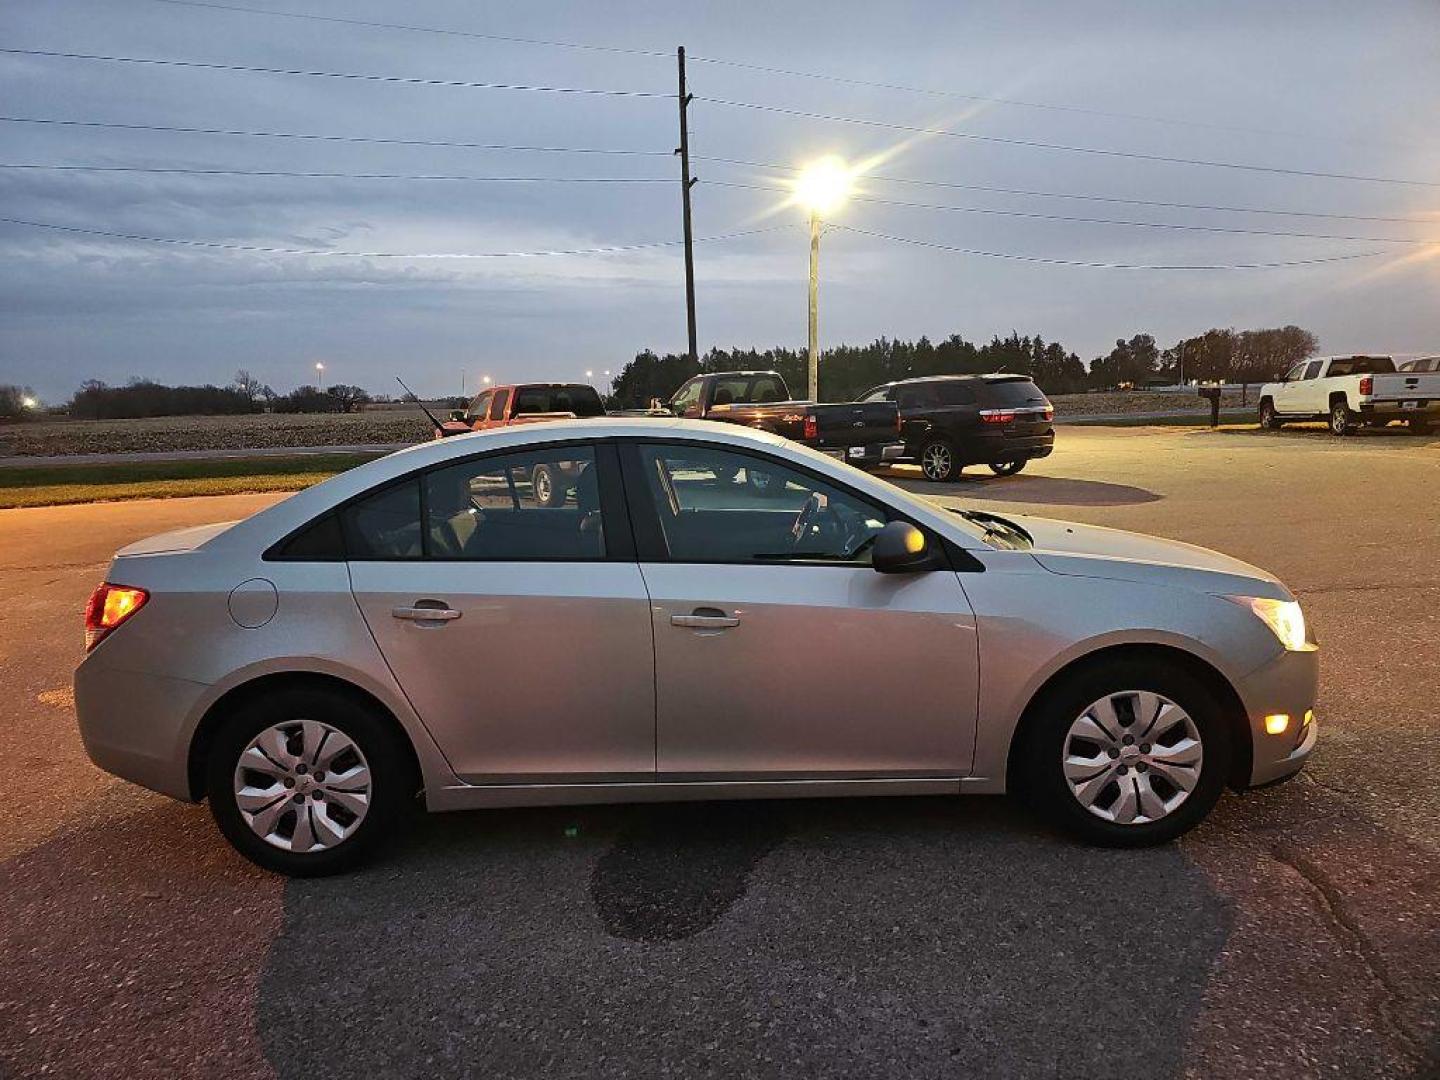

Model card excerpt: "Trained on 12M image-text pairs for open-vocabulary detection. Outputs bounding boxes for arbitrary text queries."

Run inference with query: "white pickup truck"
[1258,354,1440,435]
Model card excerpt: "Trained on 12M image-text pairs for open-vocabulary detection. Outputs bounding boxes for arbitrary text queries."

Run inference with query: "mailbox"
[1197,383,1223,427]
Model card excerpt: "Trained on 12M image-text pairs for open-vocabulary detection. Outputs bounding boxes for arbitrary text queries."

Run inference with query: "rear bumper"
[74,656,206,801]
[820,442,907,466]
[1359,400,1440,419]
[900,430,1055,465]
[1232,645,1319,787]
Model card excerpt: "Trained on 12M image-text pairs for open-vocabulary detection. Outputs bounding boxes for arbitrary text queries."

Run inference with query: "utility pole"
[808,211,820,401]
[676,46,698,366]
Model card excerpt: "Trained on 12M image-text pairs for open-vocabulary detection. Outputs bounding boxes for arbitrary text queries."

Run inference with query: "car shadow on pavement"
[885,470,1163,507]
[255,795,1231,1080]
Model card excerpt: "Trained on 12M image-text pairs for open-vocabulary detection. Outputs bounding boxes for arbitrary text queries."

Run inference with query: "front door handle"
[670,607,739,629]
[393,604,462,622]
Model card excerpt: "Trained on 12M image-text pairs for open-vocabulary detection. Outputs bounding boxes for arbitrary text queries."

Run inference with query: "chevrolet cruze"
[75,419,1317,875]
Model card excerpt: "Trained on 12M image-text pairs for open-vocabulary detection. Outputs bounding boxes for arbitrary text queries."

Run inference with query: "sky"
[2,0,1438,403]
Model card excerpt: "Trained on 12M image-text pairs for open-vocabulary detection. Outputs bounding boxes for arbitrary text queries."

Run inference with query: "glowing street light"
[21,395,37,409]
[481,374,492,386]
[585,369,594,379]
[314,361,325,389]
[793,156,854,401]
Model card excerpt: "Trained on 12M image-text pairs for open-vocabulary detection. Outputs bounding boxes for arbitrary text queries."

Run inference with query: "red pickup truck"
[437,382,606,506]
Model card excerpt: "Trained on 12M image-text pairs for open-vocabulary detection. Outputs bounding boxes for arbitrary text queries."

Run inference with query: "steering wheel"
[789,492,828,547]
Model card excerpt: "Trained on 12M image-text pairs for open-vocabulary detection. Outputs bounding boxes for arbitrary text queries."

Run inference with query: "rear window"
[710,375,788,406]
[513,385,605,417]
[1327,356,1396,377]
[978,380,1047,408]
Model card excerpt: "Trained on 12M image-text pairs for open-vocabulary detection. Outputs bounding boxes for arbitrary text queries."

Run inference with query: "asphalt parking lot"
[2,424,1437,1079]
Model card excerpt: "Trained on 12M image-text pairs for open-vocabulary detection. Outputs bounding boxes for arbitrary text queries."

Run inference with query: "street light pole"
[808,210,821,402]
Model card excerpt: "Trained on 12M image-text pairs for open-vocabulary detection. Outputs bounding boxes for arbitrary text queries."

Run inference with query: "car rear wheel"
[1023,659,1230,847]
[1329,400,1355,436]
[1409,418,1433,435]
[206,686,415,876]
[919,439,959,482]
[988,460,1026,477]
[1258,399,1282,430]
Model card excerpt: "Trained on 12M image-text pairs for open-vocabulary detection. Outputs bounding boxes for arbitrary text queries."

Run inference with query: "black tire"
[206,685,416,876]
[1409,419,1433,435]
[988,459,1026,477]
[1021,658,1232,848]
[919,439,960,482]
[1329,399,1355,436]
[1258,399,1282,431]
[531,464,567,508]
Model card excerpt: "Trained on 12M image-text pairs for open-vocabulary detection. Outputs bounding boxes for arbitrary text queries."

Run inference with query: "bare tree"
[234,369,263,410]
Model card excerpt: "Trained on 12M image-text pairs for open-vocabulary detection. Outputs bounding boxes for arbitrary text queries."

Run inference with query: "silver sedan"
[75,419,1317,875]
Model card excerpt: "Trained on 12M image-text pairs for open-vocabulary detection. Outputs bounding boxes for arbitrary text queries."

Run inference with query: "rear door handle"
[392,605,462,622]
[671,607,740,629]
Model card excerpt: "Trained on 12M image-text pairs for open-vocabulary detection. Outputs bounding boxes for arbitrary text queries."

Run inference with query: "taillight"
[1359,376,1373,396]
[979,409,1015,424]
[803,414,818,440]
[84,583,149,651]
[1043,405,1055,422]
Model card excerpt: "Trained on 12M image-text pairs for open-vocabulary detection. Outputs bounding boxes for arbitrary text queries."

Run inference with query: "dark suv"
[857,375,1055,482]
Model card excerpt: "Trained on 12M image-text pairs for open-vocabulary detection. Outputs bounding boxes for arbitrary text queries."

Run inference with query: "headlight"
[1227,596,1309,651]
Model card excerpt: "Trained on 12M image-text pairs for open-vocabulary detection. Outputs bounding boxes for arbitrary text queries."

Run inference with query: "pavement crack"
[1271,843,1425,1059]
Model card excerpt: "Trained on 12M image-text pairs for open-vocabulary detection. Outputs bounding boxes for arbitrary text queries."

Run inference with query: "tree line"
[608,324,1320,408]
[64,371,372,420]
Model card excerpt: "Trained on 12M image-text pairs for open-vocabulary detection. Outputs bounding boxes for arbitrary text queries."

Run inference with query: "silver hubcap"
[1062,691,1203,825]
[922,444,951,479]
[1331,407,1346,433]
[534,468,552,502]
[233,719,372,852]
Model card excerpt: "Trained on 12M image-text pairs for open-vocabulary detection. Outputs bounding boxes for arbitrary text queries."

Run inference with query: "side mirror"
[449,410,466,422]
[872,521,938,574]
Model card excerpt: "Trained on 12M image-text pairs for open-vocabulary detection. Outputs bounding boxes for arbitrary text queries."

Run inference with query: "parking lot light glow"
[21,395,37,409]
[794,156,853,217]
[1264,714,1291,736]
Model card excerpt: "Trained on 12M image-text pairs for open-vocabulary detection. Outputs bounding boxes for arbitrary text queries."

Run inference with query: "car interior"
[642,447,885,563]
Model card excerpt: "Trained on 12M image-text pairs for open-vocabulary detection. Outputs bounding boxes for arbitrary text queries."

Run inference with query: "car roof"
[875,374,1035,389]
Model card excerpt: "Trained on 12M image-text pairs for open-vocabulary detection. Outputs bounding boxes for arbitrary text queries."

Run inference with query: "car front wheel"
[1024,659,1231,847]
[1258,399,1282,430]
[206,686,415,876]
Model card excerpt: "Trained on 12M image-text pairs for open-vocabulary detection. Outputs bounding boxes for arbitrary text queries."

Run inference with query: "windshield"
[1327,357,1395,376]
[512,385,605,417]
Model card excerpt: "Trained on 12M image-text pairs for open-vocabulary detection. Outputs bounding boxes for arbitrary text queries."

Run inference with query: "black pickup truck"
[857,374,1055,482]
[664,371,904,468]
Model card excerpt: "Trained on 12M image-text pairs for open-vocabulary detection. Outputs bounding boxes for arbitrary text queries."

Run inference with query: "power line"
[144,0,1386,150]
[697,155,1438,226]
[831,223,1389,271]
[147,0,670,58]
[698,97,1440,188]
[706,180,1433,245]
[0,163,671,183]
[0,215,790,258]
[0,47,670,98]
[0,116,673,156]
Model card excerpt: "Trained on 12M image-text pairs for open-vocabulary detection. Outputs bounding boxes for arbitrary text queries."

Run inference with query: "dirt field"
[0,389,1252,457]
[0,411,433,457]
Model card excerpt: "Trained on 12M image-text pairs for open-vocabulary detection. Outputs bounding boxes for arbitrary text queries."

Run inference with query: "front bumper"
[1232,644,1319,787]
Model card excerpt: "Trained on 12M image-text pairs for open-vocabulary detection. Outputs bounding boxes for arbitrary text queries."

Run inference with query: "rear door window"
[896,384,939,409]
[424,447,604,560]
[935,381,978,406]
[487,388,510,421]
[1303,361,1324,380]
